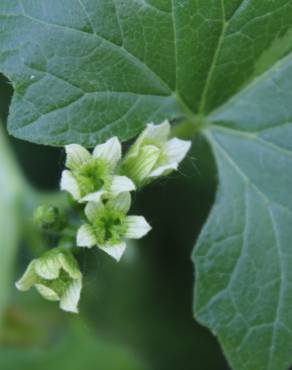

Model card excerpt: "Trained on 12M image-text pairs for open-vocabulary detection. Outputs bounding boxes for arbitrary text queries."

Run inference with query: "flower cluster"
[16,120,191,313]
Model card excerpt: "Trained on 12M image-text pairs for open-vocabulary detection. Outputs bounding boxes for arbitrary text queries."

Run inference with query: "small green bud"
[16,248,82,313]
[34,205,66,231]
[121,120,191,187]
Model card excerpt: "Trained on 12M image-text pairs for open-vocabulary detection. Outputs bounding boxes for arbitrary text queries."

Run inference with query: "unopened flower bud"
[34,205,66,232]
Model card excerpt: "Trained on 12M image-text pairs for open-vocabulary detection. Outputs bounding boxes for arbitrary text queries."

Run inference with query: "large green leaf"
[194,55,292,370]
[2,1,292,369]
[1,0,290,146]
[0,0,182,145]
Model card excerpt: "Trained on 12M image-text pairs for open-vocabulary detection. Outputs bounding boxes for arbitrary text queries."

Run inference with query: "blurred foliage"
[0,74,229,370]
[1,317,146,370]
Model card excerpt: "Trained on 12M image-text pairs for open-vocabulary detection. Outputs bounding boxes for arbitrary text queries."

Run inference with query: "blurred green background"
[0,73,229,370]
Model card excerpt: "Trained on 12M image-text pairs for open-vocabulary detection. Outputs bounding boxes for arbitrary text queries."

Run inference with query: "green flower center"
[38,270,72,297]
[74,159,108,197]
[93,208,127,246]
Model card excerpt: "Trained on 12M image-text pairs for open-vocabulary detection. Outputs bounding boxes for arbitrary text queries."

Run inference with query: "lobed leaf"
[2,1,292,369]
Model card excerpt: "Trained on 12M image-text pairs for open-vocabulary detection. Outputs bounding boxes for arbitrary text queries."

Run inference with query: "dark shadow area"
[0,74,62,190]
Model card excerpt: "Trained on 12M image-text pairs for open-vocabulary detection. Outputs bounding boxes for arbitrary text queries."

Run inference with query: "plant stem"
[171,115,207,140]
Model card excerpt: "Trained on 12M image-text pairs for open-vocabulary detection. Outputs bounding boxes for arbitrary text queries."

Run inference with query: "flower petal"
[60,170,80,200]
[85,202,104,222]
[15,261,38,291]
[164,138,191,164]
[35,284,60,301]
[149,163,178,178]
[142,120,170,143]
[58,252,82,279]
[123,145,160,185]
[60,277,82,313]
[99,242,127,262]
[110,176,136,195]
[124,216,152,239]
[79,190,106,203]
[77,224,97,248]
[93,137,121,168]
[34,252,61,280]
[65,144,91,170]
[107,192,131,214]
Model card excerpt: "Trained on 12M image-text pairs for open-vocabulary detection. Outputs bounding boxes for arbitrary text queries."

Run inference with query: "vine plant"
[1,1,292,370]
[15,121,191,312]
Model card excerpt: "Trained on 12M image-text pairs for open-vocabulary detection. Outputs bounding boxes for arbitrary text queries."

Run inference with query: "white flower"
[16,248,82,314]
[76,192,151,262]
[60,137,135,203]
[122,120,191,186]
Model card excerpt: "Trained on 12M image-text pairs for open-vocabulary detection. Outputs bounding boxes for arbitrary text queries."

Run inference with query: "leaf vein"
[17,7,172,94]
[198,0,227,114]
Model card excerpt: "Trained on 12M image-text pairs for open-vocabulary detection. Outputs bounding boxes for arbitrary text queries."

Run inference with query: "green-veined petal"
[85,201,104,223]
[142,120,170,143]
[110,175,136,195]
[60,277,82,314]
[99,242,127,262]
[35,284,60,301]
[123,145,160,185]
[15,260,38,291]
[77,224,97,248]
[107,192,131,214]
[124,216,152,239]
[34,252,61,280]
[60,170,80,200]
[79,189,106,203]
[164,138,191,164]
[93,137,121,168]
[149,163,178,178]
[65,144,91,170]
[58,252,81,279]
